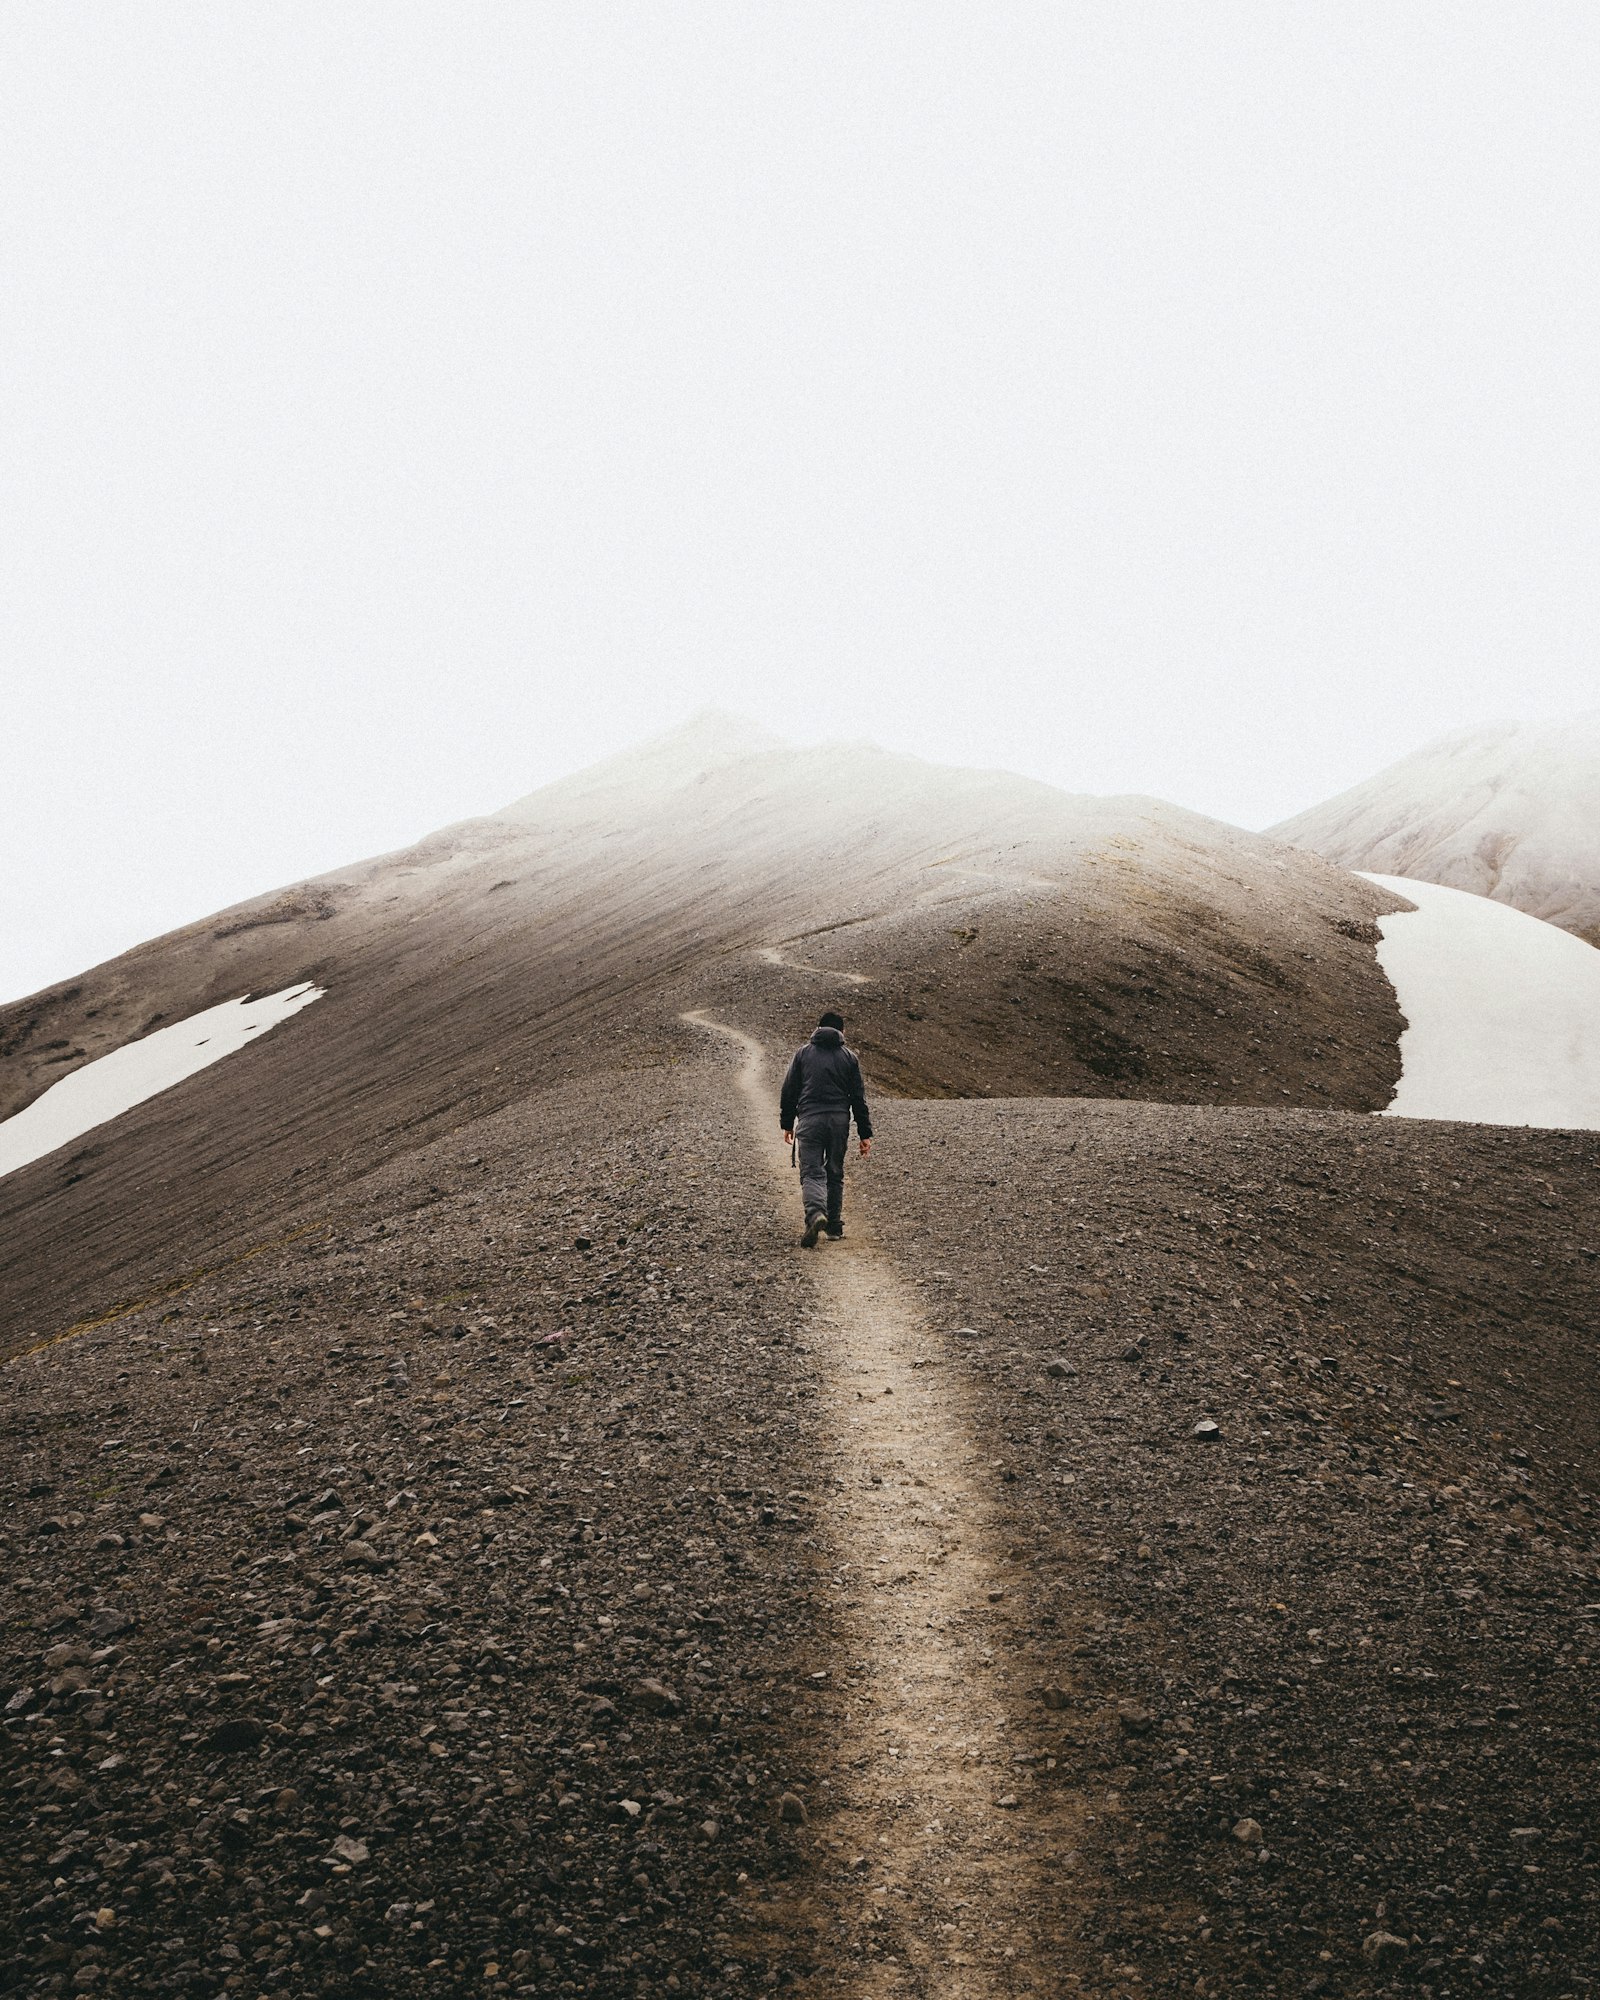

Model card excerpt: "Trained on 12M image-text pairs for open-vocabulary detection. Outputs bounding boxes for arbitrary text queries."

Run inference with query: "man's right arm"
[779,1050,803,1132]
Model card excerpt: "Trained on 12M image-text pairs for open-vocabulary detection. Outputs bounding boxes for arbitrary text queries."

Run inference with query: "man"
[779,1010,873,1248]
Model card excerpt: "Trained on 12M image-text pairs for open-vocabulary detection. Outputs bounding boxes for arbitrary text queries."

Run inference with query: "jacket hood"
[810,1026,844,1049]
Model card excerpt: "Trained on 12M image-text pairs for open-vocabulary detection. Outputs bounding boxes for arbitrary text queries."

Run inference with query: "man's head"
[818,1010,845,1033]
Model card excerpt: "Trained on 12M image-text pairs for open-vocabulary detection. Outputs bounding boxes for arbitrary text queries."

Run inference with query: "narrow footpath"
[684,1013,1085,1998]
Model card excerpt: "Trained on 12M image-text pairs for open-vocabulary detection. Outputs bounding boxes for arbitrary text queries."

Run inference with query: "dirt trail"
[912,861,1059,904]
[684,1012,1081,1997]
[754,944,872,985]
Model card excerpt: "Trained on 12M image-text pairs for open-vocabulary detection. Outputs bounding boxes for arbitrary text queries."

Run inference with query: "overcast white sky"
[3,4,1598,1003]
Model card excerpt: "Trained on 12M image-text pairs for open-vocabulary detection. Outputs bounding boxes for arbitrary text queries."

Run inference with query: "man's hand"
[781,1129,792,1144]
[859,1137,872,1158]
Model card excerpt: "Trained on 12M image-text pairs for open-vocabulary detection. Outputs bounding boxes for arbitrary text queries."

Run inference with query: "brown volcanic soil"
[3,1004,1598,1998]
[5,728,1592,1999]
[865,1099,1600,1998]
[1,1055,840,2000]
[0,728,1404,1356]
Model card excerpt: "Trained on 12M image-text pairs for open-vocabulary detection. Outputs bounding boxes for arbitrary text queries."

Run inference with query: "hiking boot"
[825,1220,844,1239]
[801,1212,827,1248]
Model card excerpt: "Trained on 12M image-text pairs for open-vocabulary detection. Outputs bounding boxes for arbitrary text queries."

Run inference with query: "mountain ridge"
[1272,710,1600,943]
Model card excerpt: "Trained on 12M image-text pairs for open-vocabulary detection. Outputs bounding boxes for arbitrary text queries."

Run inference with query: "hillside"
[3,721,1597,2000]
[0,717,1402,1350]
[1272,714,1600,944]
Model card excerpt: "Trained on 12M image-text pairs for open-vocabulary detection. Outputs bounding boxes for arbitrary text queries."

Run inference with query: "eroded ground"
[4,1040,1598,2000]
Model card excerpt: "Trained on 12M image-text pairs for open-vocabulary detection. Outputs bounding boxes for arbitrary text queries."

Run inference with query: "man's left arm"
[849,1055,873,1154]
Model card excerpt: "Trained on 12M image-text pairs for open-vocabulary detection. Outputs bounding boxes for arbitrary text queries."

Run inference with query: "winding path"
[683,1011,1082,1996]
[753,944,872,986]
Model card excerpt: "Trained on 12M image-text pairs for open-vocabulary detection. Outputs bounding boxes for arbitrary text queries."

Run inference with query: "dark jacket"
[779,1027,873,1137]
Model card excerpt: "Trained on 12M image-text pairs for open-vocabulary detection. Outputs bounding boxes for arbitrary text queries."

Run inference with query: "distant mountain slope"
[1271,713,1600,944]
[5,716,1597,2000]
[0,713,1403,1347]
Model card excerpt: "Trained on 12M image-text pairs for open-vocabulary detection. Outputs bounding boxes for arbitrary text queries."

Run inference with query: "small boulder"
[203,1716,265,1753]
[1362,1932,1409,1967]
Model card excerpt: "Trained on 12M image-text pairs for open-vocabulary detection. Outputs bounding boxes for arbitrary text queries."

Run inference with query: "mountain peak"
[1273,710,1600,943]
[648,708,788,762]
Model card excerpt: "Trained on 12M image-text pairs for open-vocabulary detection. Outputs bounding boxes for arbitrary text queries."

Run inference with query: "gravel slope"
[6,1005,1599,1999]
[1,726,1403,1355]
[1,1055,839,2000]
[865,1099,1600,1998]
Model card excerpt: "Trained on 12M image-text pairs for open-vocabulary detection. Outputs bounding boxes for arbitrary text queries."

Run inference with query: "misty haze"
[4,12,1598,2000]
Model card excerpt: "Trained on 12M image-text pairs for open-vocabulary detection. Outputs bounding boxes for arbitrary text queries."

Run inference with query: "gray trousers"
[796,1111,851,1224]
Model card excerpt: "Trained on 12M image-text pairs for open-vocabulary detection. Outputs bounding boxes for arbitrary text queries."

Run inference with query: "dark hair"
[818,1010,845,1032]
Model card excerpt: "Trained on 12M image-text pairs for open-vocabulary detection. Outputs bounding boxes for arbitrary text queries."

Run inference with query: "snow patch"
[0,983,324,1180]
[1363,875,1600,1130]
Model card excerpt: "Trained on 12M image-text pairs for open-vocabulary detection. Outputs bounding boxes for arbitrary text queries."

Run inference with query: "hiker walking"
[779,1010,873,1247]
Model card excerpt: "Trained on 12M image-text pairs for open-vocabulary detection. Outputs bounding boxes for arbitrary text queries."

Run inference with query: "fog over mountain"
[1273,713,1600,945]
[2,717,1597,2000]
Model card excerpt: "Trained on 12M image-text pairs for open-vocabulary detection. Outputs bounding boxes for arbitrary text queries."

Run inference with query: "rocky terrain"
[0,719,1405,1352]
[2,1060,836,1999]
[4,723,1598,1997]
[871,1097,1600,1998]
[1274,714,1600,945]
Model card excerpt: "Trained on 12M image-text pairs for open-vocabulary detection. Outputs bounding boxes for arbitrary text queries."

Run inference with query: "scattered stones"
[5,962,1597,2000]
[869,1093,1600,1999]
[1361,1931,1410,1966]
[202,1716,265,1752]
[633,1676,680,1714]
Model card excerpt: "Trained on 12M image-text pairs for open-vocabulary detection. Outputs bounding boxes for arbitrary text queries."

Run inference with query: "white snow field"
[0,983,324,1180]
[1363,874,1600,1129]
